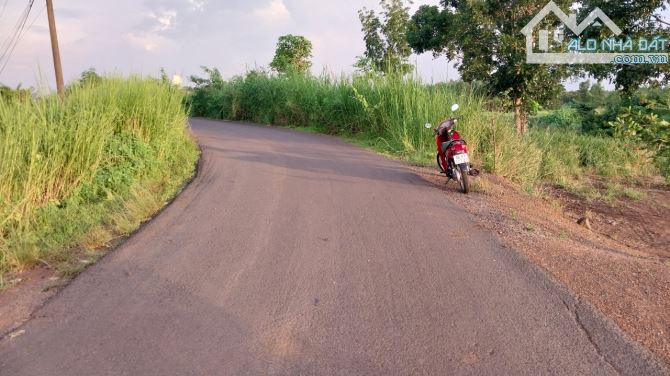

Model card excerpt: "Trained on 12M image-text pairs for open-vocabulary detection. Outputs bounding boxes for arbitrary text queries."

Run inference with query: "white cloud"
[122,7,179,52]
[187,0,206,11]
[254,0,290,24]
[124,32,170,52]
[151,9,178,32]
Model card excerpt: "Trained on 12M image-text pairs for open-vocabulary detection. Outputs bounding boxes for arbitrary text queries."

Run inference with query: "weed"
[78,226,114,251]
[622,188,644,200]
[509,210,519,221]
[0,77,199,277]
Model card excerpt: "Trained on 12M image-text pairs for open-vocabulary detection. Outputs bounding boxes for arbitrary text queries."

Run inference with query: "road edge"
[0,136,204,340]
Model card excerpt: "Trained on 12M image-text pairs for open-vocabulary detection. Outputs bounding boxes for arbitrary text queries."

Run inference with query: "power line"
[27,3,46,30]
[0,1,34,61]
[0,4,28,62]
[0,0,35,76]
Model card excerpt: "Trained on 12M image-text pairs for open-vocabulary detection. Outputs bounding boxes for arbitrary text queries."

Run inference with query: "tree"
[80,68,102,86]
[356,0,413,75]
[189,66,224,89]
[270,35,313,75]
[408,1,573,133]
[579,0,669,96]
[577,81,591,103]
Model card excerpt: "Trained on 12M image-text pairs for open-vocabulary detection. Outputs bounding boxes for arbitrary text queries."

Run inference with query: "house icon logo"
[522,1,668,64]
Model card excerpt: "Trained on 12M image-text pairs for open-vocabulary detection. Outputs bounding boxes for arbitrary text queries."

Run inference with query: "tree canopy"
[578,0,669,96]
[356,0,413,75]
[408,0,575,133]
[270,35,313,75]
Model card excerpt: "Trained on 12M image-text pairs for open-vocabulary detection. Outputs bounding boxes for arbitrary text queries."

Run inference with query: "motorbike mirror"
[424,123,432,129]
[451,104,460,112]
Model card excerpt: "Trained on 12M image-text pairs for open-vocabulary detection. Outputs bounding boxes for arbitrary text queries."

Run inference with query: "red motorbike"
[425,104,477,194]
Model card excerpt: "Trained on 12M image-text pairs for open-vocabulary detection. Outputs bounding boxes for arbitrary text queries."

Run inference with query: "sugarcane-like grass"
[188,71,655,192]
[0,77,199,284]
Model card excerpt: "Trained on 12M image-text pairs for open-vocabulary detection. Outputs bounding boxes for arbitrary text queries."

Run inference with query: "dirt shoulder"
[414,167,670,367]
[0,268,59,337]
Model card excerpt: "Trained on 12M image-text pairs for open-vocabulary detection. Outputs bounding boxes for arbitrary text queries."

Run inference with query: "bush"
[530,106,582,131]
[609,106,670,180]
[0,77,199,277]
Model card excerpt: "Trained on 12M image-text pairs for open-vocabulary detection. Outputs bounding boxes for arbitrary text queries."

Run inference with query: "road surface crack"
[561,297,621,375]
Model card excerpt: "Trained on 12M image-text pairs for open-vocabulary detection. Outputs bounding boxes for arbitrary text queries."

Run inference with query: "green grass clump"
[187,70,656,191]
[529,129,655,184]
[530,106,582,131]
[0,77,199,280]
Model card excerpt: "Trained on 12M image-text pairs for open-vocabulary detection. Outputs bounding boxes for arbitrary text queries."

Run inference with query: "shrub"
[0,77,199,277]
[530,106,582,131]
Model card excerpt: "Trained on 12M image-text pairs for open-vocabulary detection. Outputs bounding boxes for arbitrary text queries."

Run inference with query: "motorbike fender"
[451,143,467,153]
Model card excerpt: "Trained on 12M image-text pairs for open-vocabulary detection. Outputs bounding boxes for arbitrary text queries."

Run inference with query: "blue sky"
[0,1,667,91]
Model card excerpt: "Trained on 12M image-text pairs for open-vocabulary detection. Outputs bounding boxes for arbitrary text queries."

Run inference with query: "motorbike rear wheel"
[457,164,470,194]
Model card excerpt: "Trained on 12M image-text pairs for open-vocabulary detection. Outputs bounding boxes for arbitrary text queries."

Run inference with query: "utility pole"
[46,0,64,98]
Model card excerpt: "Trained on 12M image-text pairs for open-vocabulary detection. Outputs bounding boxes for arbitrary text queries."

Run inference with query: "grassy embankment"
[188,71,658,195]
[0,77,199,286]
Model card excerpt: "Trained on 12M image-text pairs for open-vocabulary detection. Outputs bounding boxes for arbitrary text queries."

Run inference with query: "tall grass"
[0,77,198,280]
[188,71,656,190]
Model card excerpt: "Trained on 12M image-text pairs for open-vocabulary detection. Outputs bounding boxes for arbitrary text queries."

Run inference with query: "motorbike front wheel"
[456,163,470,194]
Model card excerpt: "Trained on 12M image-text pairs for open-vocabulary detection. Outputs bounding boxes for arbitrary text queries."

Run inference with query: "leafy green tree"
[66,68,102,92]
[270,35,313,75]
[609,104,670,178]
[189,66,224,89]
[577,81,591,102]
[406,5,449,58]
[589,82,606,103]
[80,68,102,86]
[579,0,669,96]
[357,8,385,72]
[356,0,413,74]
[408,0,574,133]
[187,66,227,117]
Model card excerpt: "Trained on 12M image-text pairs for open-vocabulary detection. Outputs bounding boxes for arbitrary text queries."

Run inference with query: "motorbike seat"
[441,139,467,154]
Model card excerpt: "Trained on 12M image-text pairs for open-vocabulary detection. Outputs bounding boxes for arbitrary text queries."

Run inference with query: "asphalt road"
[1,119,666,375]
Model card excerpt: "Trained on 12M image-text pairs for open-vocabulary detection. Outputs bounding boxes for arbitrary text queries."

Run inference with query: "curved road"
[0,119,665,375]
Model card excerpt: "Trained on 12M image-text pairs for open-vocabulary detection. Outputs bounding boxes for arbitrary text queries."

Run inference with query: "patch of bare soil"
[0,267,60,336]
[413,167,670,368]
[552,180,670,259]
[0,247,107,338]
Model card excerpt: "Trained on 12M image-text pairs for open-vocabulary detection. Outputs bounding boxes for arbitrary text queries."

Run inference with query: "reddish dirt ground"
[0,267,58,336]
[553,182,670,259]
[414,168,670,367]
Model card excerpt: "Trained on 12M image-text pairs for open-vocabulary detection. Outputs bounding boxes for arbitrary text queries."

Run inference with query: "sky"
[0,0,458,90]
[0,1,667,91]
